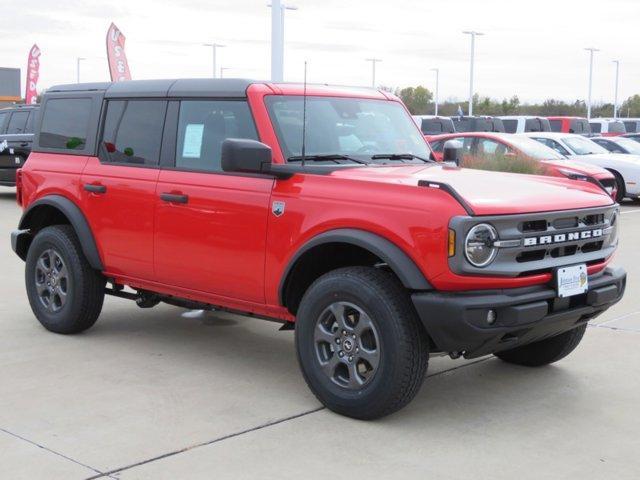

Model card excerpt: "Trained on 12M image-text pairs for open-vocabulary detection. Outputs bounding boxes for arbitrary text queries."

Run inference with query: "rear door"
[153,99,273,302]
[81,99,166,279]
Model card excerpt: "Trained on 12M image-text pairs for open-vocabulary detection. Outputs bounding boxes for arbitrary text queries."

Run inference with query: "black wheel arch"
[16,195,103,271]
[279,228,432,313]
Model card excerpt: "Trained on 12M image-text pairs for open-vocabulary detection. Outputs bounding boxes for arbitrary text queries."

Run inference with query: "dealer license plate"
[556,264,588,298]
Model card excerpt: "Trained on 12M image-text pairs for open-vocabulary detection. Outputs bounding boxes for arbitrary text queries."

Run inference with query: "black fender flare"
[18,195,104,270]
[279,228,432,305]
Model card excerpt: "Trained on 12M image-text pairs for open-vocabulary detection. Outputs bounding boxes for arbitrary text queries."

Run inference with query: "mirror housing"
[221,138,273,175]
[442,139,463,166]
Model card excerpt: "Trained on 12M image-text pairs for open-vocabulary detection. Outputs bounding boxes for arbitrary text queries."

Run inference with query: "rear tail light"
[15,169,23,206]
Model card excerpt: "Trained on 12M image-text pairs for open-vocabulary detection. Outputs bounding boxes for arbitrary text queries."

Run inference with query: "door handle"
[84,184,107,194]
[20,142,29,147]
[160,192,189,204]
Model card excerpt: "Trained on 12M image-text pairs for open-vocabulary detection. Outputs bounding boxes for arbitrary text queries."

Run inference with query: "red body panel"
[18,84,617,323]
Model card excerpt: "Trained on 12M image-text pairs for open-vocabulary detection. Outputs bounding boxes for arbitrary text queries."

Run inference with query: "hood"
[543,158,611,177]
[329,164,613,216]
[571,153,640,165]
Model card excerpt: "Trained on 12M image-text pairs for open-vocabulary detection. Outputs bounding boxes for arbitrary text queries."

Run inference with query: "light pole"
[269,0,298,82]
[203,43,225,78]
[463,31,484,116]
[365,58,382,88]
[585,47,599,120]
[76,57,85,83]
[431,68,439,116]
[612,59,620,119]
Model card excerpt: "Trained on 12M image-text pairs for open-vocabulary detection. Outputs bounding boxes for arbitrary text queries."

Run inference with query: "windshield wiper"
[370,153,432,163]
[287,154,368,165]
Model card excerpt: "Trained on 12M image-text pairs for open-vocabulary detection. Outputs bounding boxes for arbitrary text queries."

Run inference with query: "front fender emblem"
[272,201,285,217]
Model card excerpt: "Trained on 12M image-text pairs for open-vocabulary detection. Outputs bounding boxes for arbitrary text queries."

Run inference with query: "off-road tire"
[495,323,587,367]
[295,266,429,420]
[25,225,105,334]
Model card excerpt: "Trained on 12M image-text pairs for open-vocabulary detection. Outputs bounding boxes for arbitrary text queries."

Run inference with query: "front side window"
[40,98,92,150]
[266,96,430,162]
[549,119,562,132]
[571,120,591,134]
[175,100,258,172]
[101,100,166,165]
[588,122,602,133]
[7,111,29,134]
[502,119,518,133]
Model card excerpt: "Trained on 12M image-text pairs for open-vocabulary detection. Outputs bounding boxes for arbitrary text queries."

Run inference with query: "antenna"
[301,61,308,168]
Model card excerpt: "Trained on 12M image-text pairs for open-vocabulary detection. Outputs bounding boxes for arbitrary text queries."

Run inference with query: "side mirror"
[442,140,463,166]
[221,138,272,175]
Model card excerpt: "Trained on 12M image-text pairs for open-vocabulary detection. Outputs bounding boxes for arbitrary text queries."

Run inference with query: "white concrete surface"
[0,187,638,480]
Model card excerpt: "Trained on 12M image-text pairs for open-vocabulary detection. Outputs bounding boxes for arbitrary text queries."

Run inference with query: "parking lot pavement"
[0,186,638,480]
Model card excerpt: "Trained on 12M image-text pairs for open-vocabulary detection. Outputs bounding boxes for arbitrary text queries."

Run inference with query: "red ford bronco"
[11,80,626,419]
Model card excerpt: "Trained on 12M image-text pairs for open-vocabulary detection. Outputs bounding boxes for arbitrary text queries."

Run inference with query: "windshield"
[265,96,431,163]
[503,135,565,160]
[613,137,640,154]
[563,136,609,155]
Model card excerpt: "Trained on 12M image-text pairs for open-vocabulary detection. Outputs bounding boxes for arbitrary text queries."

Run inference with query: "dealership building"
[0,67,21,107]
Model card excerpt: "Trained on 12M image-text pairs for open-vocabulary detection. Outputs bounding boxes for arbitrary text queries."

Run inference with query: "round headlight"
[465,223,498,267]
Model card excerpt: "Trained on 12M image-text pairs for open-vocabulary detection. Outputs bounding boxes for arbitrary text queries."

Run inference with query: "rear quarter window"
[40,98,92,150]
[502,119,518,133]
[7,111,30,134]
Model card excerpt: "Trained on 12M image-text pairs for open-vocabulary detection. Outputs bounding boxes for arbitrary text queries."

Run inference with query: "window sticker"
[182,123,205,158]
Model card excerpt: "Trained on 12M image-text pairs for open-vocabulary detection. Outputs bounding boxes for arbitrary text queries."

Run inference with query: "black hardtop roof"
[0,104,39,111]
[46,78,258,98]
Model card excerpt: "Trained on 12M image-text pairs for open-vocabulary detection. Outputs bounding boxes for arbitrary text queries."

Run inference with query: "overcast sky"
[1,0,637,104]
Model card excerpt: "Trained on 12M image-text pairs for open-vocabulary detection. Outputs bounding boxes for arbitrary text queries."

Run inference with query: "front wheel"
[25,225,105,334]
[295,267,429,420]
[495,324,587,367]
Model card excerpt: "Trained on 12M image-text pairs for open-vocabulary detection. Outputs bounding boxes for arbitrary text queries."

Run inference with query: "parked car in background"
[548,116,592,135]
[524,132,640,202]
[429,132,617,199]
[623,133,640,143]
[498,116,551,133]
[0,104,38,186]
[591,136,640,155]
[451,116,505,133]
[589,119,626,137]
[412,115,455,138]
[620,118,640,134]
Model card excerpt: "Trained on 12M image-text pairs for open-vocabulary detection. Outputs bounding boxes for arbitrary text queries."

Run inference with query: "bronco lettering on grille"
[523,228,603,247]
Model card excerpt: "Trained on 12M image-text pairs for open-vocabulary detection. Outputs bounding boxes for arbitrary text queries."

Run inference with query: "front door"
[81,99,167,280]
[153,99,273,303]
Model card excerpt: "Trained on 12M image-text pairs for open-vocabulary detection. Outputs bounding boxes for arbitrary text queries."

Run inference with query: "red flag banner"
[25,44,41,104]
[106,23,132,82]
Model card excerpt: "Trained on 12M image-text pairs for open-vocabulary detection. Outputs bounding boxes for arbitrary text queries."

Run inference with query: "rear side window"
[175,100,258,172]
[609,121,626,134]
[7,111,30,134]
[40,98,92,150]
[25,110,36,133]
[421,119,443,134]
[524,118,550,132]
[502,119,518,133]
[101,100,166,165]
[549,119,562,132]
[572,120,591,134]
[0,112,9,133]
[590,123,602,133]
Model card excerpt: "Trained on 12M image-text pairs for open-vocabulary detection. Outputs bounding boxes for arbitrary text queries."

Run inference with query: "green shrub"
[462,154,546,175]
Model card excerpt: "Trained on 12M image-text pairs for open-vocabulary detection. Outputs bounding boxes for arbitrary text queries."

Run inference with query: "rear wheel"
[295,267,429,419]
[25,225,105,334]
[495,324,587,367]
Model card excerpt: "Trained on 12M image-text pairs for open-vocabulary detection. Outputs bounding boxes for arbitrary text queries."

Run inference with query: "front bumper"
[412,266,626,359]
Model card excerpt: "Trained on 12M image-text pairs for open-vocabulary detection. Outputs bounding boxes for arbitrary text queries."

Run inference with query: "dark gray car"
[0,105,38,186]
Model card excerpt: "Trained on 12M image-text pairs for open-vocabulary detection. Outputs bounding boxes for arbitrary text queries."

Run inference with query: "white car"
[589,118,626,136]
[497,116,551,134]
[522,131,640,202]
